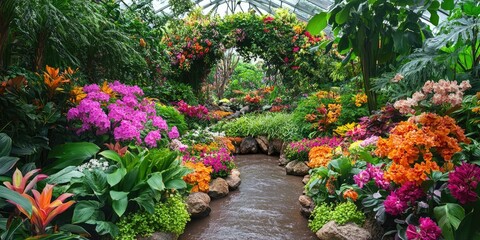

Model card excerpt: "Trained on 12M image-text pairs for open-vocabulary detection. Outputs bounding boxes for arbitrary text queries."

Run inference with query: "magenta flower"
[384,192,408,216]
[145,130,161,148]
[448,163,480,204]
[168,126,180,139]
[406,217,442,240]
[396,181,425,204]
[354,170,370,188]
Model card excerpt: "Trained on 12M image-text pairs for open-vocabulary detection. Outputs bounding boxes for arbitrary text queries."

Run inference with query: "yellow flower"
[293,25,303,34]
[334,122,357,136]
[101,81,115,98]
[353,93,368,107]
[70,86,86,104]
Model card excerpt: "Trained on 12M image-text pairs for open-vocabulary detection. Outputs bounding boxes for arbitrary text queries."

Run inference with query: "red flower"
[263,16,274,24]
[448,162,480,204]
[293,46,300,52]
[291,66,300,70]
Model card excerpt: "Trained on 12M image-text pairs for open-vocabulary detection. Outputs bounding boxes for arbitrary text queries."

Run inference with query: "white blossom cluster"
[77,157,109,172]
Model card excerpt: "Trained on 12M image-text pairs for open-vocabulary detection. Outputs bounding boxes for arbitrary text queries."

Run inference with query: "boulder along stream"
[179,154,317,240]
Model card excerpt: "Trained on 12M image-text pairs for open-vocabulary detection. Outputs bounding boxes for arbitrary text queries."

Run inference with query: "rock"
[299,195,315,218]
[269,139,285,155]
[280,142,289,156]
[231,168,241,177]
[138,232,177,240]
[316,221,372,240]
[278,155,289,166]
[256,136,269,153]
[302,175,310,185]
[225,174,241,190]
[240,137,258,154]
[298,195,313,208]
[208,178,229,199]
[285,161,310,176]
[186,192,211,218]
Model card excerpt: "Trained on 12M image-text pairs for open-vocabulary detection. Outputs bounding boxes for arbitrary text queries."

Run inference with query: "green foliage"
[144,81,198,105]
[309,202,365,233]
[116,194,190,239]
[219,112,302,141]
[155,105,188,135]
[224,62,264,99]
[434,203,465,240]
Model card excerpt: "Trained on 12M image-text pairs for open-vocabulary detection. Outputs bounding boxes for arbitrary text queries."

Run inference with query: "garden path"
[179,154,317,240]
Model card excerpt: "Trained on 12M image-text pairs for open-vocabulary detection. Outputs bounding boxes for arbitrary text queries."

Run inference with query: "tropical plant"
[307,0,454,111]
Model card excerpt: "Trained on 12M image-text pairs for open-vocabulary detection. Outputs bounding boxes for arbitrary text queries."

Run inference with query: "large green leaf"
[335,7,350,25]
[147,172,165,192]
[165,179,187,190]
[72,200,102,224]
[84,170,108,196]
[434,203,465,240]
[0,186,32,216]
[94,221,119,237]
[0,133,12,157]
[99,150,121,163]
[329,157,352,176]
[47,166,83,184]
[46,142,99,172]
[0,156,19,175]
[306,12,328,35]
[107,168,126,187]
[441,0,454,10]
[110,191,129,217]
[455,209,480,240]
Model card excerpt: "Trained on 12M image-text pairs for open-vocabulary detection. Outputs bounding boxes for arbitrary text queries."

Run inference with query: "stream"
[178,154,317,240]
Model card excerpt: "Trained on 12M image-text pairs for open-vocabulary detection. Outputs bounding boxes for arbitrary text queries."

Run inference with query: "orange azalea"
[183,161,212,192]
[139,38,146,47]
[305,114,317,122]
[343,189,359,201]
[13,184,75,234]
[212,110,233,120]
[353,93,368,107]
[308,145,334,168]
[376,113,469,185]
[43,65,70,98]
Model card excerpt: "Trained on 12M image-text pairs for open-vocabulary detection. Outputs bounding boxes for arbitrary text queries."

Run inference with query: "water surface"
[179,154,317,240]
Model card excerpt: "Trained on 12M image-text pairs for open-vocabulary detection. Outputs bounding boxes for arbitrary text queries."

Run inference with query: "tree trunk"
[0,0,16,71]
[34,31,48,71]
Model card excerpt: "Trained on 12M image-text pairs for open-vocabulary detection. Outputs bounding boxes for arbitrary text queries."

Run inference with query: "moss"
[308,201,365,233]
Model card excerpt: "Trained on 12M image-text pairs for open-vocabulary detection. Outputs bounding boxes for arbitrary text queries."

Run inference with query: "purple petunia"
[168,126,180,139]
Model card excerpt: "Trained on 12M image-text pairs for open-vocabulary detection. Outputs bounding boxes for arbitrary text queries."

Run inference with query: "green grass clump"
[219,112,302,141]
[116,195,190,239]
[308,201,365,233]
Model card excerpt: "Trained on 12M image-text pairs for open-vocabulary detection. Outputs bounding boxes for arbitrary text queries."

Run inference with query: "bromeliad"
[3,168,47,194]
[13,184,75,235]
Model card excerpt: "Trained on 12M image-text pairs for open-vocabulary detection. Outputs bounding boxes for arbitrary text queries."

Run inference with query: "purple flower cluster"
[448,162,480,204]
[384,182,425,216]
[176,100,209,120]
[354,163,389,189]
[285,137,343,161]
[349,104,405,140]
[359,136,379,148]
[67,81,179,148]
[406,217,442,240]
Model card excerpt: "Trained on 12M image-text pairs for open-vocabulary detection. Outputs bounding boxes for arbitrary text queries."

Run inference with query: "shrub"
[116,195,190,239]
[156,104,188,134]
[220,112,302,141]
[309,202,365,233]
[284,137,343,162]
[144,81,198,105]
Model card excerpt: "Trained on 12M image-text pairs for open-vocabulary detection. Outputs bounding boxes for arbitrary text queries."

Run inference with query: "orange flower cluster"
[228,137,243,145]
[316,90,339,100]
[472,92,480,114]
[263,86,275,94]
[183,161,213,192]
[211,110,233,120]
[343,189,359,201]
[325,104,342,124]
[376,113,470,185]
[192,142,219,154]
[305,113,317,122]
[353,93,368,107]
[308,145,334,168]
[244,94,262,104]
[216,137,236,153]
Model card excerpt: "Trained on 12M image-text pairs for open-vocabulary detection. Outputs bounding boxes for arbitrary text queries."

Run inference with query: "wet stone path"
[179,154,317,240]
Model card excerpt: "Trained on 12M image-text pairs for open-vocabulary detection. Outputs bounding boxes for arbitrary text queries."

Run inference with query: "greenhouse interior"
[0,0,479,239]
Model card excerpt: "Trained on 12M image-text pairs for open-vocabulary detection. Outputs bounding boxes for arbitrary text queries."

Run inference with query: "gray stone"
[316,221,372,240]
[208,178,229,199]
[285,161,310,176]
[138,232,177,240]
[299,195,315,218]
[256,136,269,153]
[186,192,211,218]
[226,174,241,190]
[240,137,258,154]
[302,175,311,185]
[278,156,289,166]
